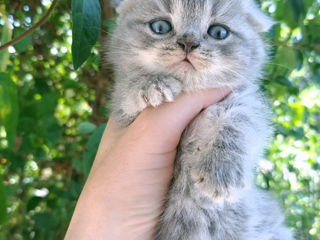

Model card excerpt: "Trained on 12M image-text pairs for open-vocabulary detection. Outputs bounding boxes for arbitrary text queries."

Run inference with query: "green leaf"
[4,150,25,171]
[76,121,97,134]
[32,212,57,230]
[278,1,298,28]
[83,123,106,178]
[0,73,19,149]
[14,28,32,53]
[72,0,101,70]
[35,92,57,117]
[39,116,63,145]
[275,76,293,88]
[27,196,42,211]
[288,0,305,22]
[295,50,304,71]
[0,174,8,225]
[72,158,83,173]
[273,47,297,76]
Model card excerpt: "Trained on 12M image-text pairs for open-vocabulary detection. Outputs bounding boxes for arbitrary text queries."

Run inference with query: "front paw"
[139,76,182,107]
[113,76,182,125]
[191,165,245,200]
[191,165,234,199]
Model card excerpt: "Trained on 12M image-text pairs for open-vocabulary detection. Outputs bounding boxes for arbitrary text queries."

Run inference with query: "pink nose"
[177,33,200,53]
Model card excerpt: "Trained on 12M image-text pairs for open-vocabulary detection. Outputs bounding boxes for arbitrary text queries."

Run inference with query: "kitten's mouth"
[168,54,198,73]
[182,57,191,64]
[180,56,196,69]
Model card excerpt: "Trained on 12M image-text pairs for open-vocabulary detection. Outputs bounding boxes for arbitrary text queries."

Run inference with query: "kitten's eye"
[150,20,172,34]
[208,25,229,40]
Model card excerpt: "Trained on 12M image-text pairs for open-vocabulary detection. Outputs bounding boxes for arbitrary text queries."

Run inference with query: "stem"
[0,0,58,51]
[271,41,320,52]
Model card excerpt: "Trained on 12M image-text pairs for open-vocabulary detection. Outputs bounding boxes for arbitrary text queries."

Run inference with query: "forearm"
[65,146,173,240]
[66,180,157,240]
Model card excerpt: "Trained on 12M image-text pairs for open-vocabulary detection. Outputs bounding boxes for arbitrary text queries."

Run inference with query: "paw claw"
[142,94,149,104]
[147,84,163,107]
[141,77,181,107]
[161,85,174,102]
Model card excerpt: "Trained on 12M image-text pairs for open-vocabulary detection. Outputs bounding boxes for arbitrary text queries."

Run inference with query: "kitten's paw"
[191,167,245,202]
[191,166,231,199]
[139,77,181,107]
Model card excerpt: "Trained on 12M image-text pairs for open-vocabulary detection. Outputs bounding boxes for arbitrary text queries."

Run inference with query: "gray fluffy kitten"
[107,0,293,239]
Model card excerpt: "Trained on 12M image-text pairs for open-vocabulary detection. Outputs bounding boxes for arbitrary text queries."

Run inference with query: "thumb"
[129,88,231,152]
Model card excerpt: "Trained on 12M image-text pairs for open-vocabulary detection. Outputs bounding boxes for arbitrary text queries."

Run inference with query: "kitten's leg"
[157,191,247,240]
[160,105,262,239]
[184,105,292,239]
[111,74,182,125]
[187,103,266,200]
[156,208,211,240]
[157,93,269,239]
[156,182,212,240]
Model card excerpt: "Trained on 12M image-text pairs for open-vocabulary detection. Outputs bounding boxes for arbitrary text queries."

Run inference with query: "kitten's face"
[109,0,273,89]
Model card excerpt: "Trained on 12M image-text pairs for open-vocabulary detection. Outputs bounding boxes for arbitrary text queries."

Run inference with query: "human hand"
[65,89,230,240]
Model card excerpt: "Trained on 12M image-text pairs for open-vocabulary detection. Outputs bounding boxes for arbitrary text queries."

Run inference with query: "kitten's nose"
[177,33,200,53]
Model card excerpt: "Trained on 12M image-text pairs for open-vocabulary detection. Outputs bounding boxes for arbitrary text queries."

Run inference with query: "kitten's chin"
[161,55,246,90]
[170,68,245,91]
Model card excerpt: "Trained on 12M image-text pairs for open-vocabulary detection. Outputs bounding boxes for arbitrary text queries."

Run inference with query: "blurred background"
[0,0,319,239]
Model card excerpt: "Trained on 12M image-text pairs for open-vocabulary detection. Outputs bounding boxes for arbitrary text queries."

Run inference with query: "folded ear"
[111,0,130,14]
[111,0,123,8]
[244,0,275,33]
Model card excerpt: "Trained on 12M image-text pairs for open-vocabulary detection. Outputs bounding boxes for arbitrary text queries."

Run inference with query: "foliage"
[71,0,101,69]
[0,0,319,239]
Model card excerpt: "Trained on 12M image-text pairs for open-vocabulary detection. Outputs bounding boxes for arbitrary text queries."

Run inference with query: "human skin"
[65,89,230,240]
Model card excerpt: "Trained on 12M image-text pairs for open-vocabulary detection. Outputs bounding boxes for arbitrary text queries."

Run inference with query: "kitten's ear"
[245,0,275,33]
[111,0,130,14]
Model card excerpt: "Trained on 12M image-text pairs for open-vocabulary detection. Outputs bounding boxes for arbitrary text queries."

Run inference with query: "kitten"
[107,0,293,239]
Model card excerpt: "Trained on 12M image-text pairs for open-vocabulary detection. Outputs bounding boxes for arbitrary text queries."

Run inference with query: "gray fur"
[106,0,292,239]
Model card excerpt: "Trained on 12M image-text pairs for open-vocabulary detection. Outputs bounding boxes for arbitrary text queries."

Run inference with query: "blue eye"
[208,25,229,40]
[150,20,172,34]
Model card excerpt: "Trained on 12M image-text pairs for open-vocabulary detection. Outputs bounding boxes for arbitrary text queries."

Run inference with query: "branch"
[271,41,320,52]
[0,0,58,51]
